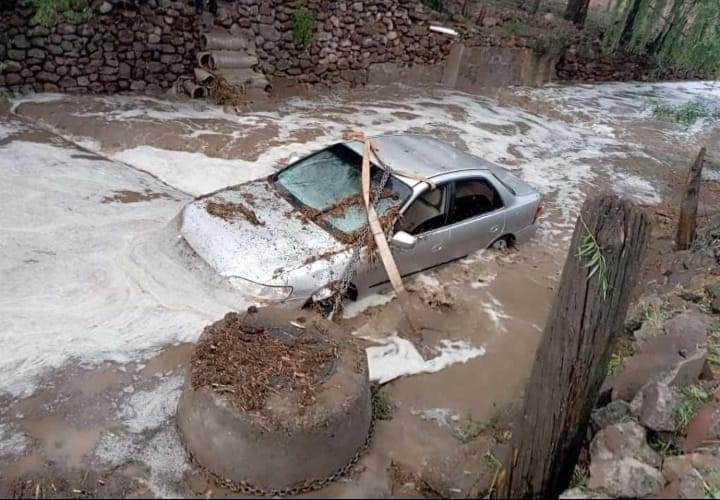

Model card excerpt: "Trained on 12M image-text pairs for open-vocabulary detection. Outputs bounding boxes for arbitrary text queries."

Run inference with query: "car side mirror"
[288,152,300,164]
[391,231,417,249]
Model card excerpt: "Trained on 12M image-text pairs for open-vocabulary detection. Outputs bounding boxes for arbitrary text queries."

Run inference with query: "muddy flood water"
[1,81,719,497]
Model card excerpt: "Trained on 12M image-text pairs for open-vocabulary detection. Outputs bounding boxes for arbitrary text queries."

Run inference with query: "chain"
[179,387,380,497]
[332,148,396,313]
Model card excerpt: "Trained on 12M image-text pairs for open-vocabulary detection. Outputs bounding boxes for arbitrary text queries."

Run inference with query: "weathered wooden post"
[499,195,652,498]
[675,148,706,250]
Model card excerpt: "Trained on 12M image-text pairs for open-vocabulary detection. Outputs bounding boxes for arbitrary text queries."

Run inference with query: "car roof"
[342,134,497,185]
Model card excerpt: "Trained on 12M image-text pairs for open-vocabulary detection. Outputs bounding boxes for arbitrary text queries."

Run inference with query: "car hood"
[180,180,347,285]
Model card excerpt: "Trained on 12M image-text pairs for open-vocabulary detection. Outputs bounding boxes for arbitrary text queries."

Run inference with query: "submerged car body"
[180,135,542,306]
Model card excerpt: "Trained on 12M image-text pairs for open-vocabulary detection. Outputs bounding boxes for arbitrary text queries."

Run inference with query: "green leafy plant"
[482,451,503,499]
[577,216,610,299]
[570,465,589,489]
[528,31,571,57]
[31,0,92,26]
[292,6,315,46]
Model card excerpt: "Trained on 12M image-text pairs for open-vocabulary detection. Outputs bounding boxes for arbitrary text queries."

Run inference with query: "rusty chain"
[179,387,380,497]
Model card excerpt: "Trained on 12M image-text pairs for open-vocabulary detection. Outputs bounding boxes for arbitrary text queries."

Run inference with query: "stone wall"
[0,0,201,93]
[0,0,455,93]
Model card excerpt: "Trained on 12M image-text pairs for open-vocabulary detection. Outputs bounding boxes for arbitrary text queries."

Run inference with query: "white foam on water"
[479,294,512,333]
[0,137,250,397]
[0,424,30,457]
[118,375,183,433]
[342,292,396,319]
[413,273,441,289]
[410,407,460,428]
[361,333,486,384]
[613,172,661,205]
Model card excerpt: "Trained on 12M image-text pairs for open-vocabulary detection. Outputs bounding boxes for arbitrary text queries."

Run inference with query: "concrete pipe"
[196,51,212,69]
[201,32,248,51]
[177,308,372,492]
[194,68,216,86]
[182,80,208,99]
[209,51,258,70]
[222,69,271,91]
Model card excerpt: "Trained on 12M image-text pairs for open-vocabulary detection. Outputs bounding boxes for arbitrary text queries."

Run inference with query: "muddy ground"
[1,81,719,497]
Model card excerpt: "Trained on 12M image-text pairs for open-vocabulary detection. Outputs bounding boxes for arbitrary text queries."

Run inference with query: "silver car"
[180,134,542,307]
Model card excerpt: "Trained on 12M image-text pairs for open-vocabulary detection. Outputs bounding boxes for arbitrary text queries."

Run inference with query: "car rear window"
[489,166,536,197]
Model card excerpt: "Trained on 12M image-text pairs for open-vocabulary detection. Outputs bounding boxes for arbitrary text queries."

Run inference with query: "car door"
[442,176,506,261]
[358,183,454,290]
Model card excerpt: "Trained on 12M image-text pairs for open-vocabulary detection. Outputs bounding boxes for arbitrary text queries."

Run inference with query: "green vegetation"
[482,451,503,499]
[649,433,683,457]
[506,19,529,36]
[371,386,394,420]
[528,31,571,57]
[708,323,720,370]
[452,414,485,443]
[30,0,92,26]
[642,302,670,329]
[570,465,589,489]
[421,0,445,12]
[604,0,720,78]
[292,6,315,46]
[676,384,711,432]
[578,216,609,299]
[650,99,720,126]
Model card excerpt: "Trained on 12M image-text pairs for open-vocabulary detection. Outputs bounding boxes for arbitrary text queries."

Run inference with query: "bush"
[650,99,720,126]
[292,6,315,46]
[31,0,92,26]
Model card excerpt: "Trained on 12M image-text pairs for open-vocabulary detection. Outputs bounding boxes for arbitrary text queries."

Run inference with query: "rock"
[705,280,720,299]
[663,453,720,483]
[711,297,720,314]
[605,311,709,401]
[587,457,664,498]
[631,382,683,432]
[684,402,720,452]
[12,35,30,49]
[558,488,610,499]
[482,16,499,28]
[663,350,708,388]
[56,23,76,35]
[678,468,707,498]
[98,1,113,14]
[590,422,660,467]
[28,48,45,59]
[257,24,280,42]
[591,400,631,431]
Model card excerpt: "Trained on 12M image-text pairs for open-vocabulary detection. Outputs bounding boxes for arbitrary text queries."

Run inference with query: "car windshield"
[274,144,412,235]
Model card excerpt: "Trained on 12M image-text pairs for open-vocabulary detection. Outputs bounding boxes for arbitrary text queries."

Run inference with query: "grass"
[708,323,720,370]
[650,99,720,126]
[569,465,589,489]
[292,6,315,47]
[528,30,571,57]
[506,19,529,36]
[452,414,486,443]
[482,451,503,499]
[608,351,626,375]
[649,433,683,457]
[676,384,711,432]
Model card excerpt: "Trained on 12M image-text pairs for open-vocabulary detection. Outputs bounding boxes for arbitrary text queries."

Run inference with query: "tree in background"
[604,0,720,78]
[564,0,591,25]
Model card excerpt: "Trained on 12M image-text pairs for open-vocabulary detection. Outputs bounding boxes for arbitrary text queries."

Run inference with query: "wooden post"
[499,195,652,498]
[675,148,706,250]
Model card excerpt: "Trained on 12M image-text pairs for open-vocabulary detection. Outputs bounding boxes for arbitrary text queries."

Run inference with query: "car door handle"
[490,225,500,233]
[431,243,443,253]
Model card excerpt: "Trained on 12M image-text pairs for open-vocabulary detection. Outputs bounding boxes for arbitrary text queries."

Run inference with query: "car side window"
[396,184,448,235]
[447,178,503,226]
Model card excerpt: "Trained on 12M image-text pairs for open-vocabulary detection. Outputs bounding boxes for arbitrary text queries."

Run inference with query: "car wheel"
[490,235,514,251]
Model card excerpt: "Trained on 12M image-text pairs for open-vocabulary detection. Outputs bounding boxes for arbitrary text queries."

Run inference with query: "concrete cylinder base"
[177,307,371,491]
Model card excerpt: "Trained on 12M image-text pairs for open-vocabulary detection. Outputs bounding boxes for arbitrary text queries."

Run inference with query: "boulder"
[558,487,610,499]
[587,457,664,498]
[591,400,632,432]
[589,422,660,467]
[663,453,720,483]
[631,382,683,432]
[678,468,707,498]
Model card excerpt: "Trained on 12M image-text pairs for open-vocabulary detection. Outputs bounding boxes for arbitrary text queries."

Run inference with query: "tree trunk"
[675,148,706,250]
[564,0,590,26]
[619,0,643,45]
[499,195,652,498]
[526,0,542,14]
